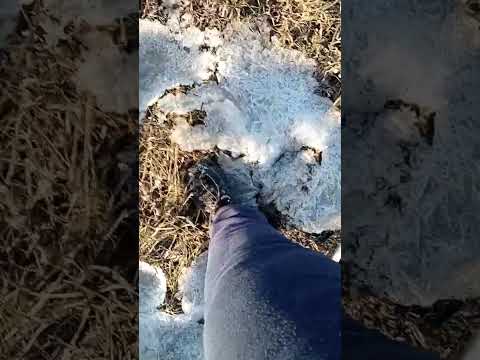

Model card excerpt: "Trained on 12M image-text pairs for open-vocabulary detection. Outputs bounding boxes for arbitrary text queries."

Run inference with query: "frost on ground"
[140,259,206,360]
[140,16,340,233]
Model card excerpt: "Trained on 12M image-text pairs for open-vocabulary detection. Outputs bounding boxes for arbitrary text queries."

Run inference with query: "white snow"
[140,18,340,233]
[140,312,204,360]
[139,261,167,313]
[178,252,208,321]
[139,19,221,118]
[73,31,139,113]
[30,0,139,113]
[332,245,341,263]
[139,260,206,360]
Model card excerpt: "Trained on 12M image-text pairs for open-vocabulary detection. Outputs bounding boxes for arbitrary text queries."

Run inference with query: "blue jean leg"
[202,205,440,360]
[203,205,340,360]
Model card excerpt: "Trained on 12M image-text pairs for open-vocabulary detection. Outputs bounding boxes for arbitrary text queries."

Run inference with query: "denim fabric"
[203,205,439,360]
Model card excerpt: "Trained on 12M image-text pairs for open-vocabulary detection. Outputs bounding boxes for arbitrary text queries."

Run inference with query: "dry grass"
[139,114,210,314]
[343,286,480,359]
[0,3,137,358]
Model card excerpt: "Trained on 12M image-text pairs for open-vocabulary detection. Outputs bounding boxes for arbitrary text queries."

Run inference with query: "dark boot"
[187,153,258,216]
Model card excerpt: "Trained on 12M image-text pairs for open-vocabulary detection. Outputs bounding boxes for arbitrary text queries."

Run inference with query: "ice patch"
[141,20,340,232]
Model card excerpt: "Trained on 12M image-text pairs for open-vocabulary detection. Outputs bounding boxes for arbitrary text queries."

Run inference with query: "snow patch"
[139,19,221,118]
[74,31,138,113]
[141,20,340,232]
[178,252,207,321]
[139,261,205,360]
[32,1,138,112]
[140,312,203,360]
[139,261,167,313]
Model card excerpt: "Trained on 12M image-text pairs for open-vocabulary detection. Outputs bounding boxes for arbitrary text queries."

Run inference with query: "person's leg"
[202,204,442,360]
[203,205,341,360]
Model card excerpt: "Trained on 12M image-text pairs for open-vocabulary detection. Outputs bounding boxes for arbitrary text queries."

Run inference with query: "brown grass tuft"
[139,115,210,314]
